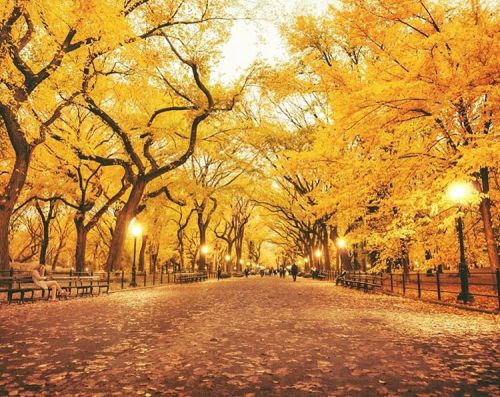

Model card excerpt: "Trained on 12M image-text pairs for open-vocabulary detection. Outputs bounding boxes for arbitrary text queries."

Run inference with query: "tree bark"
[226,241,234,272]
[177,229,185,270]
[138,234,148,272]
[197,210,207,271]
[235,225,245,272]
[0,105,32,271]
[478,167,499,270]
[235,242,243,272]
[39,219,50,265]
[74,217,88,272]
[321,224,331,271]
[35,200,57,266]
[106,179,146,271]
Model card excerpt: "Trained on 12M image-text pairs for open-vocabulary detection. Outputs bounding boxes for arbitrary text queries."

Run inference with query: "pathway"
[0,277,498,396]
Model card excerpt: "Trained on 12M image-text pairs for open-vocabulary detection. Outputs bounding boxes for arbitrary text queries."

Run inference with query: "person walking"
[216,265,222,280]
[291,263,298,282]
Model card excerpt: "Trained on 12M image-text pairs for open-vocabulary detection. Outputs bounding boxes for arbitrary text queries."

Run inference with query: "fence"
[338,270,500,311]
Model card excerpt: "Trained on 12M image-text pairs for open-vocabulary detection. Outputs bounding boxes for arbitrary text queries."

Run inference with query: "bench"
[1,274,109,303]
[173,272,208,284]
[55,276,109,297]
[343,273,381,292]
[2,276,58,302]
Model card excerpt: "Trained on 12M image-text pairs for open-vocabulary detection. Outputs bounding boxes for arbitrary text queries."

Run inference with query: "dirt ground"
[0,277,498,396]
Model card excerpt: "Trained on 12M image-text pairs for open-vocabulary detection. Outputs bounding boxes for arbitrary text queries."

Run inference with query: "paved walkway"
[0,277,498,396]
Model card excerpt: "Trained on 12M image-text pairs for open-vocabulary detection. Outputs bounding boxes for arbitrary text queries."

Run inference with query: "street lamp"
[336,238,347,273]
[129,221,142,287]
[304,257,309,270]
[314,248,322,270]
[225,254,231,272]
[201,245,209,273]
[447,181,475,303]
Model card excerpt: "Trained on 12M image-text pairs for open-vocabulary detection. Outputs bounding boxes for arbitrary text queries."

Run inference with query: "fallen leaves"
[0,279,498,396]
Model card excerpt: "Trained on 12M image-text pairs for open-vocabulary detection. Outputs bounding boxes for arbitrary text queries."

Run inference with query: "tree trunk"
[478,167,499,270]
[177,229,185,270]
[226,241,234,272]
[0,214,12,269]
[39,219,50,265]
[0,105,32,271]
[235,243,242,272]
[74,217,88,272]
[138,234,148,272]
[106,179,146,271]
[197,213,207,271]
[321,224,331,271]
[235,224,245,272]
[400,238,410,276]
[149,240,158,274]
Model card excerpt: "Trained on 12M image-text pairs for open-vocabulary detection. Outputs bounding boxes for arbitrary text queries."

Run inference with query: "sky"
[214,0,334,83]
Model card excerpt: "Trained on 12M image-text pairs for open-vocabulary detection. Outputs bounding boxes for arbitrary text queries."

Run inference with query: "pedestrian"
[31,264,68,301]
[244,268,249,278]
[291,263,298,282]
[217,265,222,280]
[260,268,265,277]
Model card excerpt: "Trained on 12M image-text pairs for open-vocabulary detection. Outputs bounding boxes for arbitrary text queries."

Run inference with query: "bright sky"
[214,0,334,84]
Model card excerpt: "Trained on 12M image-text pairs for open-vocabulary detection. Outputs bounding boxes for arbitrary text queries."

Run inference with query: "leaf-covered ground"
[0,277,498,396]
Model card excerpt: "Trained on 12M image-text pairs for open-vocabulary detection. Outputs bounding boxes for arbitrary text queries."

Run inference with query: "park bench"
[343,273,381,292]
[173,272,208,284]
[1,273,109,303]
[316,272,326,280]
[54,275,109,297]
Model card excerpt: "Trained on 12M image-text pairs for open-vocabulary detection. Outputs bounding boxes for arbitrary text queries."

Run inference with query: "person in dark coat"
[217,265,222,280]
[291,263,299,282]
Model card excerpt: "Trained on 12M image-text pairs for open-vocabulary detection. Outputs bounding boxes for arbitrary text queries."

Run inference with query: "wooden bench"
[1,274,109,303]
[343,273,381,292]
[3,276,56,302]
[173,272,208,284]
[54,276,109,297]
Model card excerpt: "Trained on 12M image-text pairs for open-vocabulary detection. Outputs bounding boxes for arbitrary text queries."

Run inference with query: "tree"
[76,1,247,270]
[279,0,499,270]
[0,1,98,270]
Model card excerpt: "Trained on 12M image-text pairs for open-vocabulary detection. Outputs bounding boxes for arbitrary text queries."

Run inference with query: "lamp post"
[304,257,309,271]
[129,221,142,287]
[201,245,209,273]
[225,254,231,272]
[336,238,347,274]
[447,181,475,303]
[314,248,322,271]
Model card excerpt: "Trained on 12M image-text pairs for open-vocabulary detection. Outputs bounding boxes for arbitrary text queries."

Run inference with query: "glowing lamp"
[336,238,347,249]
[130,223,142,238]
[447,182,475,205]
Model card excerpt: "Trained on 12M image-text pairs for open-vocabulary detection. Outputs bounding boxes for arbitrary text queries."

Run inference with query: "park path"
[0,277,498,396]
